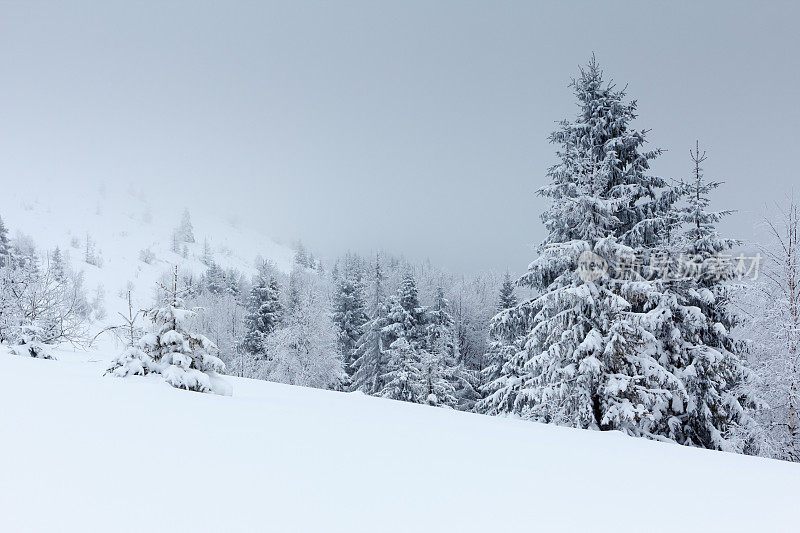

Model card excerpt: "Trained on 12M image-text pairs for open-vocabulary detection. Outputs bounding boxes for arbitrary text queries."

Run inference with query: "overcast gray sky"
[1,1,798,273]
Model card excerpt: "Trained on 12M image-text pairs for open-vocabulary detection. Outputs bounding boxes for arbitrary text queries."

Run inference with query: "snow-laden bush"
[8,325,55,360]
[138,248,155,264]
[107,345,151,377]
[140,304,226,393]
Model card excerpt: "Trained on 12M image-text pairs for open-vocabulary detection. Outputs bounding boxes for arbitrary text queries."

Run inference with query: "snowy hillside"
[0,183,294,322]
[1,346,798,533]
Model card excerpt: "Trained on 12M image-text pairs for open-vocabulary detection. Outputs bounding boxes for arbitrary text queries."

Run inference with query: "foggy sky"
[1,1,798,273]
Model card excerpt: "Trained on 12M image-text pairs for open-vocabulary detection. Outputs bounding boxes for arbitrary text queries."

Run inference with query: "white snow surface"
[1,346,798,533]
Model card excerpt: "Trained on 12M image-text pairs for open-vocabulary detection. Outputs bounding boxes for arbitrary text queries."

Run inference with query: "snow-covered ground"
[2,346,798,533]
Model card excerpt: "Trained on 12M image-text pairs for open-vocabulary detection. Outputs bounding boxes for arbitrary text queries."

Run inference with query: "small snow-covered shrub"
[106,345,152,377]
[9,325,55,360]
[138,248,155,264]
[141,302,228,394]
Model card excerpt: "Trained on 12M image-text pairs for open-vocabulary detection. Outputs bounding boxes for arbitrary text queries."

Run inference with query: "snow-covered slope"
[1,347,798,533]
[0,183,294,322]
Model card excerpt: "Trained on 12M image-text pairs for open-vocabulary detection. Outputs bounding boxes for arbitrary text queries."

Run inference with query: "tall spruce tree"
[646,143,757,451]
[377,271,429,402]
[482,57,680,435]
[332,255,369,383]
[350,254,388,394]
[241,274,283,356]
[479,274,527,413]
[423,287,460,408]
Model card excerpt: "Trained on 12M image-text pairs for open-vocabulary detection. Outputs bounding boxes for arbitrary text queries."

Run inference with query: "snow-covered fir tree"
[83,233,101,267]
[332,254,369,384]
[293,241,309,268]
[0,214,11,267]
[139,266,228,394]
[174,209,195,244]
[374,271,431,403]
[510,57,677,432]
[285,267,303,314]
[380,337,423,402]
[498,272,517,310]
[424,287,462,408]
[419,347,458,408]
[203,261,229,296]
[201,237,213,266]
[352,266,428,399]
[50,247,65,281]
[8,325,55,360]
[645,144,757,451]
[241,273,283,356]
[350,254,389,394]
[478,276,528,414]
[106,291,151,377]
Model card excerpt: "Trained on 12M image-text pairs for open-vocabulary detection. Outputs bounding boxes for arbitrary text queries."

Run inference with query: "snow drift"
[1,347,798,533]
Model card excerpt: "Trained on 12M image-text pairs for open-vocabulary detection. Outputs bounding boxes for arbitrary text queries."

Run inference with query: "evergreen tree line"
[199,249,505,405]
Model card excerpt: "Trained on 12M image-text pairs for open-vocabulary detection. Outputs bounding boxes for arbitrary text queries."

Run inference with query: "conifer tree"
[51,247,65,281]
[106,291,151,377]
[350,304,389,394]
[8,325,55,360]
[139,266,228,394]
[380,337,422,403]
[373,271,430,402]
[425,287,462,408]
[204,261,228,295]
[293,241,309,268]
[241,274,283,356]
[286,267,302,314]
[201,237,213,266]
[175,209,195,244]
[483,57,679,434]
[350,254,389,394]
[646,143,757,451]
[498,273,517,310]
[478,275,527,413]
[332,255,369,382]
[419,347,458,407]
[0,214,11,267]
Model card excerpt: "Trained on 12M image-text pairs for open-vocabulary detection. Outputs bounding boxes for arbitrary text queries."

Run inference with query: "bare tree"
[738,200,800,459]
